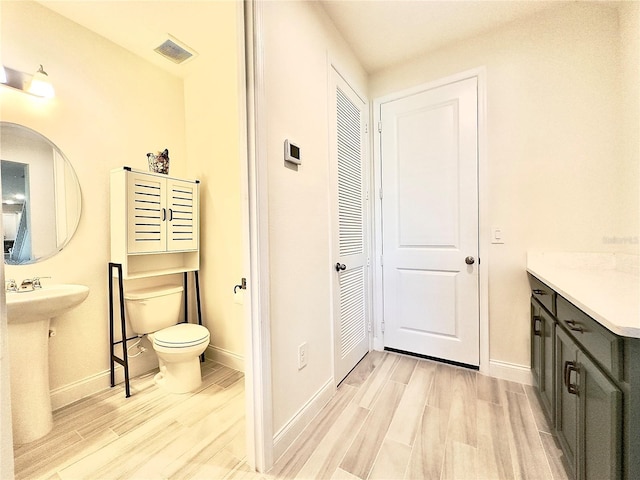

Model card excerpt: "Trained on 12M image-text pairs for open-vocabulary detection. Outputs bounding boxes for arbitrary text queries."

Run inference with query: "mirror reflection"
[0,122,81,265]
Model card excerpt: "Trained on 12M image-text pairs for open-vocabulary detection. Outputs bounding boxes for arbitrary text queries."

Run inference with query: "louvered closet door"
[166,179,198,252]
[127,173,167,253]
[331,69,369,385]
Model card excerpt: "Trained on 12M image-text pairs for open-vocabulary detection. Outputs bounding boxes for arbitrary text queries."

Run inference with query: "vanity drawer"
[556,295,622,380]
[528,274,556,315]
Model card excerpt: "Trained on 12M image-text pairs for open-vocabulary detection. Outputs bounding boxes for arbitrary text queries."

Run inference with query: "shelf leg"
[195,271,204,362]
[109,264,115,388]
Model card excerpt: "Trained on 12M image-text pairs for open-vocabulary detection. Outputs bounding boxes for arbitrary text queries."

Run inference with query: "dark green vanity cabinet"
[555,326,580,477]
[528,273,639,480]
[531,294,555,425]
[556,326,622,480]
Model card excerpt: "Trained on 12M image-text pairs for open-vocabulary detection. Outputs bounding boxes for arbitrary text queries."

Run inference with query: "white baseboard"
[50,357,160,411]
[487,359,534,385]
[206,345,244,372]
[50,346,159,410]
[272,378,335,462]
[50,344,244,411]
[50,369,112,411]
[372,345,532,386]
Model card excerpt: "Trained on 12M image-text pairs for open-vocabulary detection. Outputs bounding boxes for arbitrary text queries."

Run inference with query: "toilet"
[124,284,210,394]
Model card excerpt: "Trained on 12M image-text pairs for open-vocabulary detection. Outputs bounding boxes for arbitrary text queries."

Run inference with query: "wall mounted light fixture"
[1,64,55,99]
[28,65,55,98]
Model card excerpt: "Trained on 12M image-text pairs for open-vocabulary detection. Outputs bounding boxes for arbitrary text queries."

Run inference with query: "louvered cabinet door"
[166,179,198,252]
[127,173,167,253]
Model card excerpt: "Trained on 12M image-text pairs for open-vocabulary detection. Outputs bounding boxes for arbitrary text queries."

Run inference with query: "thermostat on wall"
[284,139,301,165]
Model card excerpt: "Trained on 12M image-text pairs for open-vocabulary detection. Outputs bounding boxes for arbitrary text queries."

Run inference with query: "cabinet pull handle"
[162,208,166,221]
[564,361,579,395]
[532,289,546,295]
[566,320,584,333]
[533,316,542,336]
[168,209,173,221]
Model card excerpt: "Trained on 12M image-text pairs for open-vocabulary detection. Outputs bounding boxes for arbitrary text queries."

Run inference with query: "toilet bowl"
[149,323,210,393]
[124,285,210,394]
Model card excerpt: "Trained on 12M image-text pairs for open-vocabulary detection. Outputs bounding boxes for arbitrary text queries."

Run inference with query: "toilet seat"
[153,323,209,348]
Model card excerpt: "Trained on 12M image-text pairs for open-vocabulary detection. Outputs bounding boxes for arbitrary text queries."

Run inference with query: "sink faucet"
[5,279,17,292]
[18,277,51,291]
[32,277,50,289]
[19,279,35,291]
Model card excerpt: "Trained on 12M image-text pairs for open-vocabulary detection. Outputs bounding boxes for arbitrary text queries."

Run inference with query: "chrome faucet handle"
[5,279,17,292]
[32,277,51,289]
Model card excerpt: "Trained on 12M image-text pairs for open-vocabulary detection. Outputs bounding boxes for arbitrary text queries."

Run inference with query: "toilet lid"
[153,323,210,348]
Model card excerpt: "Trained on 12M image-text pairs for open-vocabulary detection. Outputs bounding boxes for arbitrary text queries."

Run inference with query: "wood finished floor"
[13,352,571,480]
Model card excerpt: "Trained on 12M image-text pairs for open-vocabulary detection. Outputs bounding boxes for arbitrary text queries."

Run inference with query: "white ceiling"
[39,0,573,77]
[320,0,567,73]
[37,1,229,79]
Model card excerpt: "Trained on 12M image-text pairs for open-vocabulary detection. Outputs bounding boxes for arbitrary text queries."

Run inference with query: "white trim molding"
[244,0,274,473]
[272,379,335,462]
[206,345,245,372]
[488,360,534,386]
[50,370,111,411]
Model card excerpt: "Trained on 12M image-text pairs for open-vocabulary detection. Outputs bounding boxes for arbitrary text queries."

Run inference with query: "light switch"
[492,227,504,244]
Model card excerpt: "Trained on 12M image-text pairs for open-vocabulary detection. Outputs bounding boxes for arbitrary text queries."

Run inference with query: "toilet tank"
[124,284,183,334]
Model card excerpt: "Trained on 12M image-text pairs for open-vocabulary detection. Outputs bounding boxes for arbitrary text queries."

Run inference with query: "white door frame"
[242,0,273,472]
[0,3,273,476]
[371,67,490,374]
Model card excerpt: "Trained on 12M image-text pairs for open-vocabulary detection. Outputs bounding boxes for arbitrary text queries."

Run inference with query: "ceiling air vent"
[154,36,197,65]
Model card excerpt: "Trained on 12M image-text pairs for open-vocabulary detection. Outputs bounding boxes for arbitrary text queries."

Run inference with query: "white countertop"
[527,252,640,338]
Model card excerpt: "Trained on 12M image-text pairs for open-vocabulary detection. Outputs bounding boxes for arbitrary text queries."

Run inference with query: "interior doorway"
[329,67,370,385]
[375,74,483,367]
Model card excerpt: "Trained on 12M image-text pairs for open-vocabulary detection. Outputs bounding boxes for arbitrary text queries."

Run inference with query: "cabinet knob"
[335,263,346,272]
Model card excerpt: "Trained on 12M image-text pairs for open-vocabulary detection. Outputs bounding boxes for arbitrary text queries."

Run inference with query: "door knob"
[465,256,475,265]
[335,263,346,272]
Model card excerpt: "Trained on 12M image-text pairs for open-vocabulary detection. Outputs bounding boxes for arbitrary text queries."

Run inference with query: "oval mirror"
[0,122,81,265]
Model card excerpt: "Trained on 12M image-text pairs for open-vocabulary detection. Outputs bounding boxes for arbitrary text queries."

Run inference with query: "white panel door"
[381,77,479,366]
[331,69,369,384]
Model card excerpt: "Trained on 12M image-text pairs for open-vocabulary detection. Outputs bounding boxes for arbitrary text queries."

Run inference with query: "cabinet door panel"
[531,299,543,388]
[532,298,555,425]
[556,327,579,478]
[166,179,198,252]
[541,308,555,425]
[579,351,622,480]
[127,174,166,253]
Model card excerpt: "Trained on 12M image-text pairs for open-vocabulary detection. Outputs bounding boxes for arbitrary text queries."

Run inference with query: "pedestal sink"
[6,284,89,444]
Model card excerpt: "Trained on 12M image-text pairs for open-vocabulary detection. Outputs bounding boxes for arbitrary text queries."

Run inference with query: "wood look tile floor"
[13,352,571,480]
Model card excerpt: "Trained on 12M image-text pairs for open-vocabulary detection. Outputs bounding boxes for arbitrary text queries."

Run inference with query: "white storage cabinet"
[110,167,200,278]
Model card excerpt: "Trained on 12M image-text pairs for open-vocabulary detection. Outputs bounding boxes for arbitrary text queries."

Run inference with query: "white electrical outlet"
[298,342,308,370]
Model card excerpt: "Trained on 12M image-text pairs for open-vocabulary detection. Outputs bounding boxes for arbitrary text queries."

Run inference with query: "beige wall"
[0,1,243,400]
[183,2,245,365]
[370,2,638,367]
[1,0,186,390]
[261,0,367,436]
[619,1,640,245]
